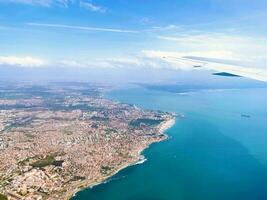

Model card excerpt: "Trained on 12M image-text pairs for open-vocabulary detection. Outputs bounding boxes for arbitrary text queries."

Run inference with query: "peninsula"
[0,82,175,200]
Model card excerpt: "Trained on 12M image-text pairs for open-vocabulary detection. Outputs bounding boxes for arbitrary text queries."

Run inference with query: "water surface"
[73,79,267,200]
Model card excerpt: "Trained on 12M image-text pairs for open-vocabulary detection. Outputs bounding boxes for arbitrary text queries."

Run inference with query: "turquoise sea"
[73,75,267,200]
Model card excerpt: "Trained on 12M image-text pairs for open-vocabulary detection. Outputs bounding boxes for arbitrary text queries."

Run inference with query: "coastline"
[67,117,176,200]
[158,118,176,134]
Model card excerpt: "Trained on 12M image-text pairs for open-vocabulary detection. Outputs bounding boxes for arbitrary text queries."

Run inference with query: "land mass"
[0,82,175,200]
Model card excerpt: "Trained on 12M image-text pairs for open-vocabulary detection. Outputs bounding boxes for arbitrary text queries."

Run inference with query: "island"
[0,82,175,200]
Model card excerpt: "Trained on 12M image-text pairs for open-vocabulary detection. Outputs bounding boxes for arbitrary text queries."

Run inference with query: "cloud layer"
[0,56,46,67]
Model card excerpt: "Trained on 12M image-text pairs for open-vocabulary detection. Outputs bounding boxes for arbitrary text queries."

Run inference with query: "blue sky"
[0,0,267,71]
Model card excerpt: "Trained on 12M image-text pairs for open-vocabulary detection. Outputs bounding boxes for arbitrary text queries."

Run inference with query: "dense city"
[0,83,175,200]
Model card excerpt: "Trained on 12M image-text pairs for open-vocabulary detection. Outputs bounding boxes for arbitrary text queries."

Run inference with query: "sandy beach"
[158,118,176,133]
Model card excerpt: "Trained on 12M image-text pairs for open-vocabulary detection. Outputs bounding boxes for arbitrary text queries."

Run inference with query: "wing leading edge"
[162,56,267,83]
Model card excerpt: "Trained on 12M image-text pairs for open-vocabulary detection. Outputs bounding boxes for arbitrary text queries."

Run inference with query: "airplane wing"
[162,56,267,83]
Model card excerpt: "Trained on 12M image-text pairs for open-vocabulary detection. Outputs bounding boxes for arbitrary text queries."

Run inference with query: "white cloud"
[59,56,167,69]
[142,50,240,60]
[0,55,167,70]
[60,58,143,68]
[0,0,66,7]
[0,0,106,11]
[27,22,139,33]
[152,24,180,30]
[157,34,260,46]
[80,0,106,13]
[0,56,46,67]
[60,59,113,68]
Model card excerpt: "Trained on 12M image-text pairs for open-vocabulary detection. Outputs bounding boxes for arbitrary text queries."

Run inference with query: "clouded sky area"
[0,0,267,82]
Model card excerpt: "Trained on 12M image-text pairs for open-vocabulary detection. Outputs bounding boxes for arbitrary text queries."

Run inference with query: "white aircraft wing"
[162,56,267,83]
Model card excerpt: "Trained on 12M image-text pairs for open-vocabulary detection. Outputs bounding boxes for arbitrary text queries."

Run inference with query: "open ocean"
[72,75,267,200]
